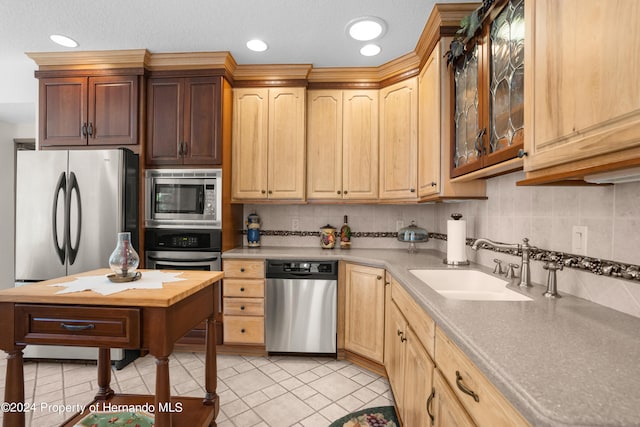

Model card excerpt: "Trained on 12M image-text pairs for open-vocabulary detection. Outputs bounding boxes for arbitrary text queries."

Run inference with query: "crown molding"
[27,49,149,71]
[145,51,236,73]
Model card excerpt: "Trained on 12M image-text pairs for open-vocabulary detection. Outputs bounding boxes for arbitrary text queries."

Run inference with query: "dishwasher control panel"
[266,260,338,279]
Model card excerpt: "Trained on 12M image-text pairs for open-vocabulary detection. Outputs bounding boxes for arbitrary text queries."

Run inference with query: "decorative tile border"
[430,234,640,283]
[243,229,640,283]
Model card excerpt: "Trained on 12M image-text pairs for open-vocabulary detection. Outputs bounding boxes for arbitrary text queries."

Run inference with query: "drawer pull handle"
[60,323,95,331]
[456,371,480,402]
[426,388,435,424]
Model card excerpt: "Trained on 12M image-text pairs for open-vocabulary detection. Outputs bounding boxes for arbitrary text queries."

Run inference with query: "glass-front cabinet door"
[451,0,525,178]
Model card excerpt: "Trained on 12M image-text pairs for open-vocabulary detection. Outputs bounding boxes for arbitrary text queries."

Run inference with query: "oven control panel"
[145,228,222,251]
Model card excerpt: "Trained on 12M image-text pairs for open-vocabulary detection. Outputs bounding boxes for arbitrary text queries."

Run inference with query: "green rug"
[329,406,399,427]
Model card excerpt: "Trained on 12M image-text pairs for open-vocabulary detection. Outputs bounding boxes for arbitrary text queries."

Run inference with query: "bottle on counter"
[340,215,351,249]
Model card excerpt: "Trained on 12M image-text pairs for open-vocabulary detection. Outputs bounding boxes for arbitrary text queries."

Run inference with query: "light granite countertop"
[222,246,640,427]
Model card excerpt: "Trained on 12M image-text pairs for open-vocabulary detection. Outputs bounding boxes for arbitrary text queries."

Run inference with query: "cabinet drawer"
[223,316,264,344]
[435,327,529,427]
[223,259,264,278]
[223,279,264,297]
[392,278,435,357]
[15,304,140,348]
[223,298,264,316]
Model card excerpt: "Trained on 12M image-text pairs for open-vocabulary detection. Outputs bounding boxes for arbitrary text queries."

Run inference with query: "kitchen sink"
[409,269,533,301]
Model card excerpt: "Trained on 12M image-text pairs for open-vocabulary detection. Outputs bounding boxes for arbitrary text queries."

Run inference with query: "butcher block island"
[0,269,223,427]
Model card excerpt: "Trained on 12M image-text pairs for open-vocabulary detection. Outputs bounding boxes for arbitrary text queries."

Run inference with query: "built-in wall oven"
[145,168,221,229]
[145,228,222,271]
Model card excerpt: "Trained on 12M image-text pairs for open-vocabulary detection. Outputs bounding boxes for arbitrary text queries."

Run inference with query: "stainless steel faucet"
[471,237,534,287]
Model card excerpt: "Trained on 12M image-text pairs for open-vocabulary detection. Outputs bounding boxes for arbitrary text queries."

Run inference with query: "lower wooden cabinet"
[222,259,265,346]
[385,283,435,427]
[435,327,530,427]
[431,369,476,427]
[344,263,385,364]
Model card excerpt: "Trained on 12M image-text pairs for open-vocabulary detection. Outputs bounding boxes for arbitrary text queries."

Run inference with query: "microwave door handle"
[52,172,67,265]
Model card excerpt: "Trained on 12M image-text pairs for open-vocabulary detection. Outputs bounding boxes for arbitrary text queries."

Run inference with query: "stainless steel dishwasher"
[266,260,338,354]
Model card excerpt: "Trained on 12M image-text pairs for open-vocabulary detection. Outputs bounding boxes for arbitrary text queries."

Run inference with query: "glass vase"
[109,232,139,277]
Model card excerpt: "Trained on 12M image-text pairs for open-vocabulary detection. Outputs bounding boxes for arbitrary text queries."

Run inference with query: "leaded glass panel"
[489,0,525,153]
[453,45,480,168]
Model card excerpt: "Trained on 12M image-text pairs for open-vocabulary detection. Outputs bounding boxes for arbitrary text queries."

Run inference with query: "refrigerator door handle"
[52,172,67,265]
[66,171,82,265]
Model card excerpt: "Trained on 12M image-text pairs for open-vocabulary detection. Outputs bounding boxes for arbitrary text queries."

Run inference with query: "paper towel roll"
[447,219,467,264]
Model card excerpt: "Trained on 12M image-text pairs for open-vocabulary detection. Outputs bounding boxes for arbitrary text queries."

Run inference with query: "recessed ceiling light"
[346,17,386,41]
[49,34,78,48]
[246,39,268,52]
[360,44,381,57]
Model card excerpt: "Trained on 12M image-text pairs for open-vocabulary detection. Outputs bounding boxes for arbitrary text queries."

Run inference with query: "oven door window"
[155,184,203,214]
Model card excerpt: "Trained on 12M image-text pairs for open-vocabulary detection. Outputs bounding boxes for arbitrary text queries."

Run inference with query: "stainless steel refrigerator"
[15,148,139,368]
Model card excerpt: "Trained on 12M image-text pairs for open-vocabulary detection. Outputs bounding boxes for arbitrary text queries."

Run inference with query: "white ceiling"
[0,0,468,125]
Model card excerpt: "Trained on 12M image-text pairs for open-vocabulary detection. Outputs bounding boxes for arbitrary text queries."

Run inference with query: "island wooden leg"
[95,347,114,400]
[3,347,26,427]
[203,313,219,416]
[155,355,172,427]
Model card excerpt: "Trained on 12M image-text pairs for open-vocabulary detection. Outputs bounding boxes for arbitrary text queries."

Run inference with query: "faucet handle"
[493,259,504,275]
[505,263,519,279]
[543,261,563,298]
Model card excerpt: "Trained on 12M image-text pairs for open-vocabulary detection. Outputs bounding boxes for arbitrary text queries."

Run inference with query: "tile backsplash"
[242,171,640,318]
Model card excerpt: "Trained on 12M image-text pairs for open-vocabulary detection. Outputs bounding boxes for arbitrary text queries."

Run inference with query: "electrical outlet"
[572,225,588,255]
[396,220,405,231]
[291,218,300,231]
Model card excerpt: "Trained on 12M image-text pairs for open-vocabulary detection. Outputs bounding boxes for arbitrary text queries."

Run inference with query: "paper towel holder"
[444,213,470,266]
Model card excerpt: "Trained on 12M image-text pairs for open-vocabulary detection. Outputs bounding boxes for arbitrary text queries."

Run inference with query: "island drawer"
[223,316,264,344]
[223,259,265,279]
[223,298,264,316]
[435,327,529,427]
[223,279,264,297]
[15,304,141,348]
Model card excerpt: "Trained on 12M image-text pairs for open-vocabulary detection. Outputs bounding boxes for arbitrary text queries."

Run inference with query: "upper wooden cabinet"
[450,0,525,178]
[418,41,486,201]
[146,76,222,166]
[307,89,379,201]
[379,78,419,201]
[521,0,640,184]
[232,87,306,201]
[38,75,139,148]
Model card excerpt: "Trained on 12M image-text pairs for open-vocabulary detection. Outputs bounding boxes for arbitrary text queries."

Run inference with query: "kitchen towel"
[447,215,467,264]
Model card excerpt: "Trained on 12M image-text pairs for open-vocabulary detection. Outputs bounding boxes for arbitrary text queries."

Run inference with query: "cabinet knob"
[268,190,273,194]
[240,328,246,333]
[343,190,348,195]
[240,306,245,310]
[261,190,266,194]
[430,181,437,187]
[240,268,245,272]
[240,287,245,292]
[410,188,415,193]
[377,275,382,280]
[337,190,341,195]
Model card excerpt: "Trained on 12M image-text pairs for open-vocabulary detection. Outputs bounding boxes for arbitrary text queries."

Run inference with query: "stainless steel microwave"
[145,169,221,229]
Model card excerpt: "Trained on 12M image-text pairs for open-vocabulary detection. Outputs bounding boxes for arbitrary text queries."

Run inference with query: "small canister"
[246,212,261,247]
[320,224,337,249]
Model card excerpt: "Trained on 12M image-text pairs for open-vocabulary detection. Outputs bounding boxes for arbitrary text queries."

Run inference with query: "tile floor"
[0,352,394,427]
